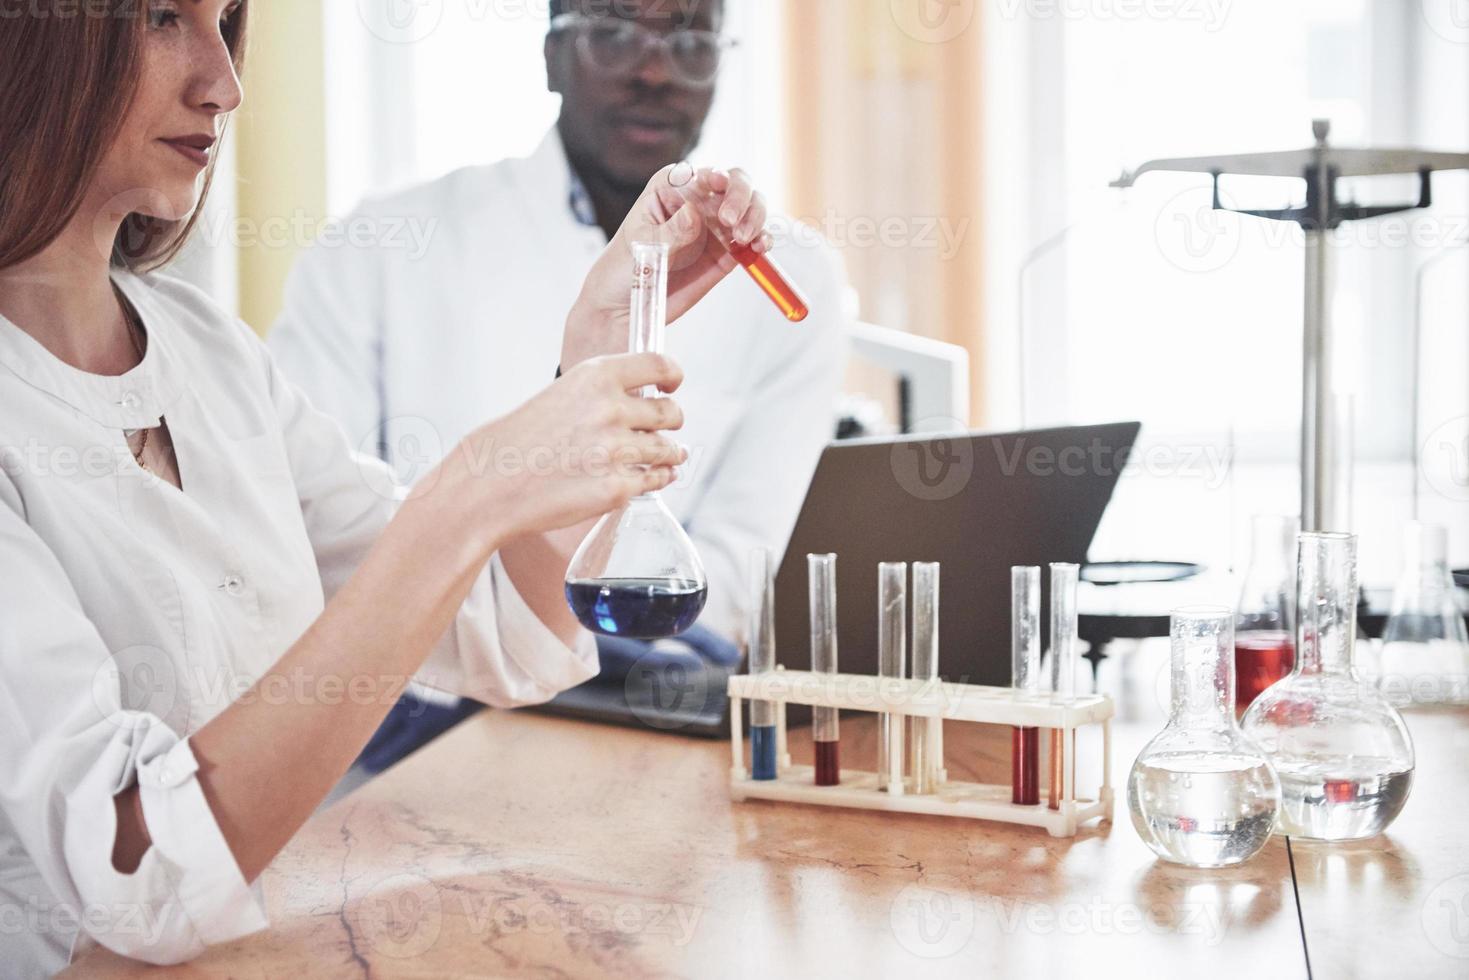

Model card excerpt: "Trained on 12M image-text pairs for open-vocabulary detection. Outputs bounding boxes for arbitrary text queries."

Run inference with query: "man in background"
[269,0,848,766]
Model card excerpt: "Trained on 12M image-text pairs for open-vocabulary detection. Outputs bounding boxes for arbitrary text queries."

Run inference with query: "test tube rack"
[727,667,1114,838]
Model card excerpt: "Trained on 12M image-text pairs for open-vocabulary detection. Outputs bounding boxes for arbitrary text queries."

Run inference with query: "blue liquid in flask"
[565,577,708,639]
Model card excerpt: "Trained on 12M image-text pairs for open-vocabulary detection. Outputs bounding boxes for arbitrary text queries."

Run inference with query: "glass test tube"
[909,563,941,794]
[667,165,810,322]
[878,562,908,792]
[1011,566,1042,806]
[629,241,670,398]
[809,554,840,786]
[748,548,778,780]
[1048,562,1079,810]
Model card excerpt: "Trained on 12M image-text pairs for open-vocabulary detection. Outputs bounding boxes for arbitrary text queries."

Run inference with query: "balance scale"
[1113,120,1469,532]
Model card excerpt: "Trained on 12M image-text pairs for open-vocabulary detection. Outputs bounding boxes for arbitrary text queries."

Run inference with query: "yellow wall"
[233,0,327,336]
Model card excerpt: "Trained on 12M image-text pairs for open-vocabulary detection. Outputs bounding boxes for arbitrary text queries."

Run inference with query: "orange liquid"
[729,241,809,322]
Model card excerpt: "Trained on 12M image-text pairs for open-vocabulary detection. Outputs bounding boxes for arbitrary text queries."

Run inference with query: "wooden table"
[66,642,1468,979]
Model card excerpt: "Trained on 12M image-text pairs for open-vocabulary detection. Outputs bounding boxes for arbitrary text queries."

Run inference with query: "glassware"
[1235,514,1298,717]
[747,548,778,780]
[1380,522,1469,706]
[1048,562,1079,810]
[810,553,840,786]
[909,562,941,794]
[1011,566,1042,806]
[1128,606,1280,868]
[1242,533,1415,840]
[565,242,708,639]
[877,562,907,791]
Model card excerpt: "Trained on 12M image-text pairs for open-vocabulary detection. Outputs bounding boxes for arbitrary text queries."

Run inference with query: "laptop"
[540,421,1141,735]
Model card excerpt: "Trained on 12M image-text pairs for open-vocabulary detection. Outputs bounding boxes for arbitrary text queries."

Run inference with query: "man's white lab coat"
[268,130,850,643]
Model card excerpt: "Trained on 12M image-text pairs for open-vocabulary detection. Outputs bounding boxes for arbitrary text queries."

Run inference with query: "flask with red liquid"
[1234,515,1297,716]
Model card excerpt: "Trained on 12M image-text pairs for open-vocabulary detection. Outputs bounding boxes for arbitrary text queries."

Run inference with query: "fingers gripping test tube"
[667,165,810,322]
[910,563,941,795]
[748,548,778,781]
[1048,562,1080,810]
[878,562,908,793]
[809,554,840,786]
[1011,566,1042,805]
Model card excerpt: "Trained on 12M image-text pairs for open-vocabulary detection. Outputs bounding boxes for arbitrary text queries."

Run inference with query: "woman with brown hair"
[0,1,775,973]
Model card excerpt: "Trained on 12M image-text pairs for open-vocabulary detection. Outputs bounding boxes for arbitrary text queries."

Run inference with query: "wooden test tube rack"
[727,667,1114,838]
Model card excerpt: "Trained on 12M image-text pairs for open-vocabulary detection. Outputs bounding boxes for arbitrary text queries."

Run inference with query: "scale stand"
[1113,120,1469,532]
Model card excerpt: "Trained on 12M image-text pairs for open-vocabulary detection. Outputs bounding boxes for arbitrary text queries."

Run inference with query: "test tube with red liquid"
[1048,562,1080,811]
[809,553,840,786]
[668,165,810,323]
[1011,566,1042,806]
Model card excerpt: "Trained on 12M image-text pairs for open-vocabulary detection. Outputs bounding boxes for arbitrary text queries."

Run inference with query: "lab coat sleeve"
[259,336,597,707]
[266,212,385,455]
[0,474,268,966]
[684,242,851,641]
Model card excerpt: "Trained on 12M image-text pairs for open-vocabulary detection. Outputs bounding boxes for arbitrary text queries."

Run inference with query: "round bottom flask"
[1128,606,1280,868]
[1242,533,1414,841]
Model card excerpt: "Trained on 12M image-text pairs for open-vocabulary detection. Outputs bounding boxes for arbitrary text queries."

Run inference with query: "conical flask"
[1127,606,1280,868]
[1380,521,1469,706]
[1241,532,1414,840]
[564,242,708,639]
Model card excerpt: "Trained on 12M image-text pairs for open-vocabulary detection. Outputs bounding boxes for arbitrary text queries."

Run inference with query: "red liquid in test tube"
[1011,566,1042,806]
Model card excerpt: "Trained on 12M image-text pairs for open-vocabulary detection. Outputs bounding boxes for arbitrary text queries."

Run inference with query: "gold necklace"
[118,294,150,471]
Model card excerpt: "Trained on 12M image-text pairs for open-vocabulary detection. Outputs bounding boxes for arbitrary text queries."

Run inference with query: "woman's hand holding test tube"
[561,164,782,372]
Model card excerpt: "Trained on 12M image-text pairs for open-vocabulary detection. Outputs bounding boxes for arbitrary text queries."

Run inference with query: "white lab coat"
[0,271,597,976]
[269,130,850,642]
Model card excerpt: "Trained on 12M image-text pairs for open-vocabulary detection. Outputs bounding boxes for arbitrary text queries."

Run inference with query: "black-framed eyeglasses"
[549,13,739,88]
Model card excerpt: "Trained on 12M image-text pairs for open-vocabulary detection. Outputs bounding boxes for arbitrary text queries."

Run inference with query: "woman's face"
[92,0,244,227]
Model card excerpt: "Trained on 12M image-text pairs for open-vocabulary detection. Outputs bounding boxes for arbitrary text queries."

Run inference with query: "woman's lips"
[159,139,211,168]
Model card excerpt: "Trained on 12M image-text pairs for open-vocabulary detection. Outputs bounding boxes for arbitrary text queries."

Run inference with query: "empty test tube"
[809,554,840,786]
[878,562,908,792]
[748,548,777,781]
[909,563,941,794]
[1011,566,1042,806]
[1048,562,1079,810]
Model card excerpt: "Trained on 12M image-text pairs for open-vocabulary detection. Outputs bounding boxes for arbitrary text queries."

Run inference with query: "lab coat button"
[221,573,246,596]
[120,391,142,411]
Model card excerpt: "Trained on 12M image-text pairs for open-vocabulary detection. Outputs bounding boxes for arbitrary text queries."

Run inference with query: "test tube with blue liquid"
[810,553,840,786]
[748,548,778,781]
